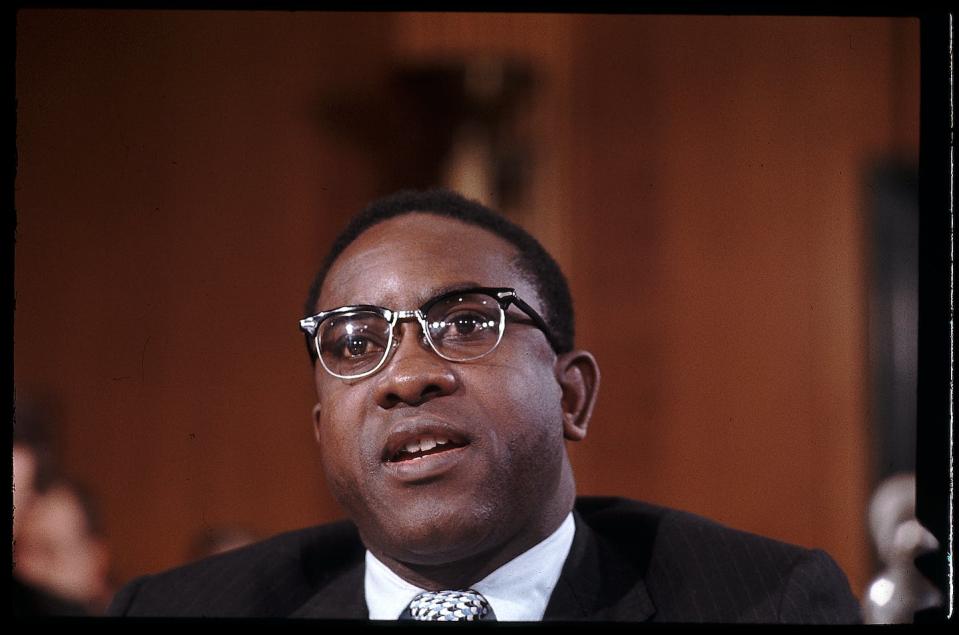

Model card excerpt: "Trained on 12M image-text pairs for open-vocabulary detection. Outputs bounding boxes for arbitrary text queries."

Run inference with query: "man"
[108,189,861,622]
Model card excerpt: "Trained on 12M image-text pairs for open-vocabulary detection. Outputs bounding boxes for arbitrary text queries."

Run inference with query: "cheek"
[496,348,563,420]
[316,393,374,498]
[315,377,367,448]
[479,358,566,460]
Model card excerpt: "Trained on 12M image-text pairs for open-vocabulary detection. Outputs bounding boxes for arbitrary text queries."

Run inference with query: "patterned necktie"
[403,589,496,621]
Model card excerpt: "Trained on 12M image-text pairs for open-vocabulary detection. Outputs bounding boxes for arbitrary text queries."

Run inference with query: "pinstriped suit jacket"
[107,496,862,623]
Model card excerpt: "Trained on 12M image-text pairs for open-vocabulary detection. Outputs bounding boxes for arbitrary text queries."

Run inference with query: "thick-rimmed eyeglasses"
[299,287,558,380]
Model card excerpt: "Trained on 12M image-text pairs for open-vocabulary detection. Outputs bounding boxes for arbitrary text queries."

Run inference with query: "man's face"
[312,213,574,570]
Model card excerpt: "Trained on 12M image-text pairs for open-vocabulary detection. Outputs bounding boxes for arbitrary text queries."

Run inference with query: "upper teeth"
[405,436,450,454]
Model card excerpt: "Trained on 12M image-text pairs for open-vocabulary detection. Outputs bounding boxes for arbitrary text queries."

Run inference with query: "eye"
[424,292,503,353]
[319,313,390,363]
[449,313,486,335]
[331,332,388,359]
[345,335,371,357]
[430,310,499,343]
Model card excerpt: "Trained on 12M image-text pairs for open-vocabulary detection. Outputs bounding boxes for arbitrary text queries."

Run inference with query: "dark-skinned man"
[108,189,861,623]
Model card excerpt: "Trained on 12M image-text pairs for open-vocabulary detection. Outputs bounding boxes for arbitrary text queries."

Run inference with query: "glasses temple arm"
[507,295,563,353]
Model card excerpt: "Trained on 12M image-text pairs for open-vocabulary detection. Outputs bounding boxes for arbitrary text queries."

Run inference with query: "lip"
[383,443,470,483]
[380,419,472,483]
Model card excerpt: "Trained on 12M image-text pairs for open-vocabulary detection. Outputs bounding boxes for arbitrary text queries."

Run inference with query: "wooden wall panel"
[15,9,391,583]
[564,16,918,597]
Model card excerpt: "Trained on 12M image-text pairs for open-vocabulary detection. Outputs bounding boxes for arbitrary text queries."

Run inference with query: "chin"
[377,500,499,564]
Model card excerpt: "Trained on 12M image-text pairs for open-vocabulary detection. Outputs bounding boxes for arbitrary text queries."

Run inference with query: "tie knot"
[406,589,494,621]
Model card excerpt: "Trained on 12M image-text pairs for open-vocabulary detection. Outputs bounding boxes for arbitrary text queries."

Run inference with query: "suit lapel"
[290,557,367,619]
[543,510,656,622]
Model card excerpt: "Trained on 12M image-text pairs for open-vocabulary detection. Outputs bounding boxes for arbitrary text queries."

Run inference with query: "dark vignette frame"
[914,9,954,625]
[5,1,955,626]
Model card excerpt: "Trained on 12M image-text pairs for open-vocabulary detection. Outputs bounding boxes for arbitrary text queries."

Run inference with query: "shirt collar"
[364,512,576,621]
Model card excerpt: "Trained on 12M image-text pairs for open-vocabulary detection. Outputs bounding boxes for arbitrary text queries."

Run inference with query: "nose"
[372,321,459,409]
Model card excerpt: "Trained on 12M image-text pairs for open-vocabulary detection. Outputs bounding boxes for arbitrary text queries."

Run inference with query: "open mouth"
[386,434,469,463]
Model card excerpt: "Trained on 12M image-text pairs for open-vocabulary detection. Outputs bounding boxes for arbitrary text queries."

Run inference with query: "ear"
[311,402,323,444]
[554,349,600,442]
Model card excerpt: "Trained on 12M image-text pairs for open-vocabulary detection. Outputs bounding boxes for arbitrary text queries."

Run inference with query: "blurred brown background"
[14,10,919,602]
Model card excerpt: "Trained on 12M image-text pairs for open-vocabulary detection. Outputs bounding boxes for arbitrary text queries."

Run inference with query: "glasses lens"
[425,292,503,361]
[318,311,392,377]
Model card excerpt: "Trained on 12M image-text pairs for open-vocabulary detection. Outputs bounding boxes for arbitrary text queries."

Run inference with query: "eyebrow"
[412,281,485,307]
[320,281,489,313]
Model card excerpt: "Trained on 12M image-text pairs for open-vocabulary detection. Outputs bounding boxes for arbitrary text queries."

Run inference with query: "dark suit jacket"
[107,496,862,623]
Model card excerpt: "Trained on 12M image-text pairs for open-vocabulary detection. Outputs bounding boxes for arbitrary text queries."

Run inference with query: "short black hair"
[303,188,574,363]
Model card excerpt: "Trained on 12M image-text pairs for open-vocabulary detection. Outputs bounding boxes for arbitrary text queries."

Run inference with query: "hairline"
[313,210,544,315]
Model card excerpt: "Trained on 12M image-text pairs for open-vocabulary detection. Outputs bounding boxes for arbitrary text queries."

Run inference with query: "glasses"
[299,287,558,380]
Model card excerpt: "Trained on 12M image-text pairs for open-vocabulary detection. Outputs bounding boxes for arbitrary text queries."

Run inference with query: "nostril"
[381,393,401,409]
[380,382,449,409]
[418,384,445,403]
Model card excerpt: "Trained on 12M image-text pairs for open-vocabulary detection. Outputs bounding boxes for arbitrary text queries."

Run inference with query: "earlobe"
[311,403,323,444]
[555,350,600,442]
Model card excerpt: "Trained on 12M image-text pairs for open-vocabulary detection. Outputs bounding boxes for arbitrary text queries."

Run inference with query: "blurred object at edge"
[862,473,943,623]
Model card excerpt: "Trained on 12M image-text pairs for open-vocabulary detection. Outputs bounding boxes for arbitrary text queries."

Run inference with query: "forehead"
[318,213,535,310]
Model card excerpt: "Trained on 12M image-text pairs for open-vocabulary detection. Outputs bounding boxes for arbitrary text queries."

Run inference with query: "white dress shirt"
[364,512,576,621]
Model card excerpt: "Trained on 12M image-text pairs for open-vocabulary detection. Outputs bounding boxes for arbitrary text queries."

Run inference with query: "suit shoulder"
[577,495,821,563]
[108,520,363,617]
[574,496,860,623]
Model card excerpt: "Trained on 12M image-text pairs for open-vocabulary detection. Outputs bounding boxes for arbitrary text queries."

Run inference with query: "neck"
[373,462,577,590]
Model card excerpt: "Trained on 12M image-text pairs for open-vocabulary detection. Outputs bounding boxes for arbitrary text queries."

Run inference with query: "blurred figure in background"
[13,399,57,544]
[13,439,43,543]
[13,395,114,616]
[14,479,116,615]
[13,437,90,616]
